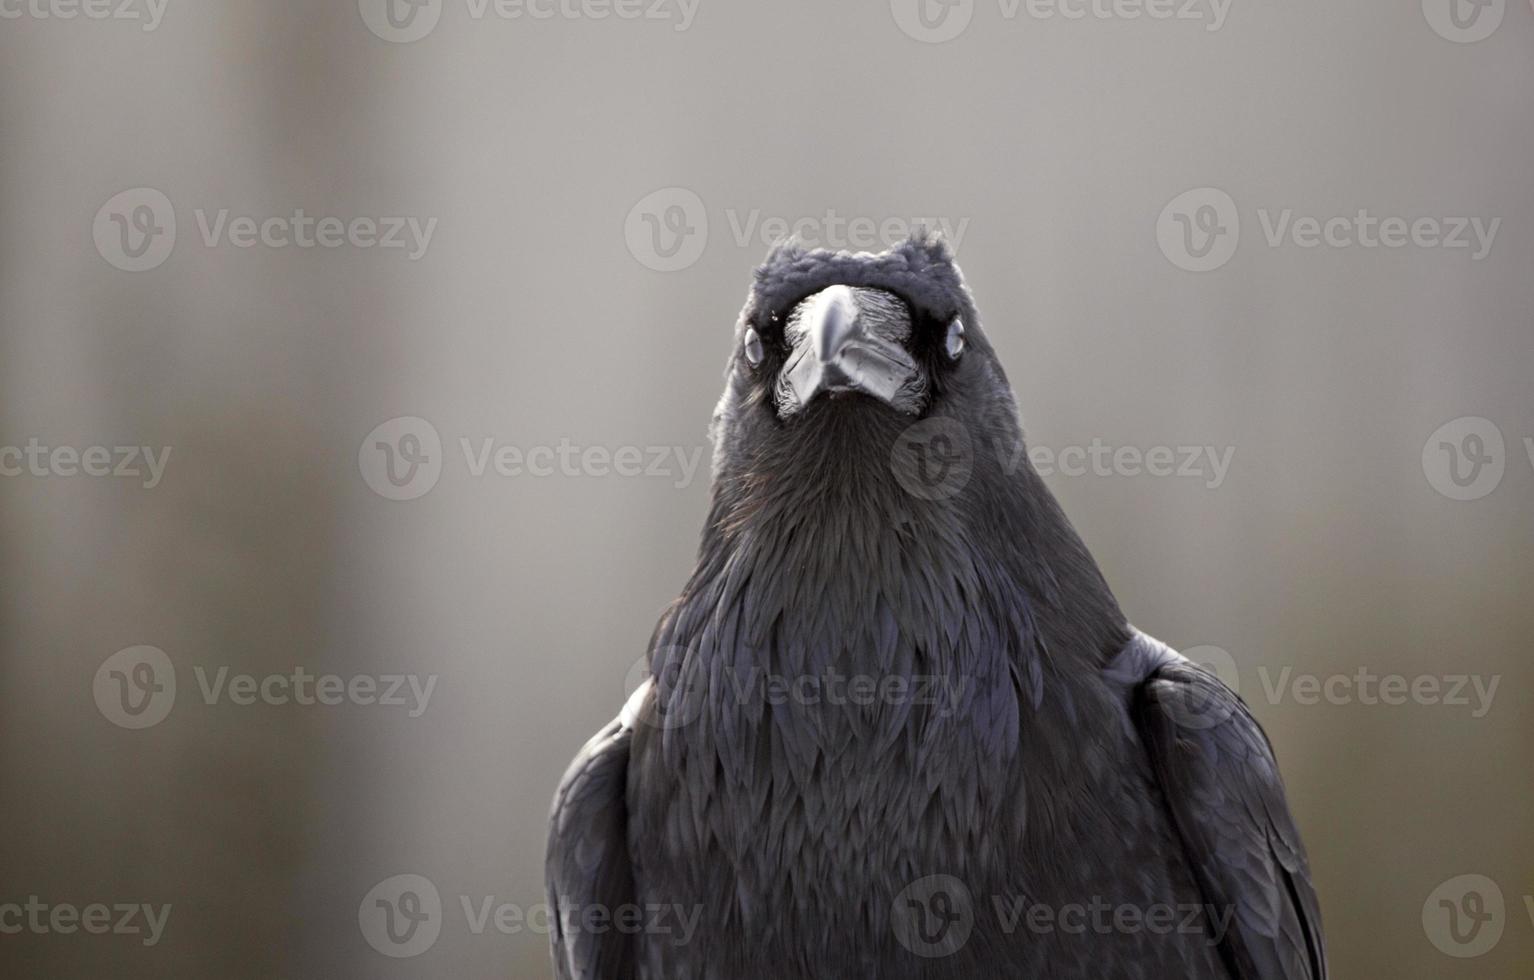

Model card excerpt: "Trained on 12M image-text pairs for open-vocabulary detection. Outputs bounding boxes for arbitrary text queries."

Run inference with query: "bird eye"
[944,317,965,360]
[743,327,764,368]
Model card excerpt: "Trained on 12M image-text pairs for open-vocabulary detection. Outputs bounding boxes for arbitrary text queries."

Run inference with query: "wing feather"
[546,681,647,980]
[1116,632,1327,980]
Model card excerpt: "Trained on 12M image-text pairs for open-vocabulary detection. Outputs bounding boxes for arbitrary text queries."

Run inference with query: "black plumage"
[547,233,1325,979]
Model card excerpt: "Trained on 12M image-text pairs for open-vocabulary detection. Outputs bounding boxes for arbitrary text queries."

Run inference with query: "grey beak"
[778,285,922,417]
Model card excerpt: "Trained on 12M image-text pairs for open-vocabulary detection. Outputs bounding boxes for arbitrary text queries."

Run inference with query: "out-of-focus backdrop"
[1,1,1530,977]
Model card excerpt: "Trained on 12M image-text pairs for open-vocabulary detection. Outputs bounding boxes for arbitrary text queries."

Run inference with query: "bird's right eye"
[944,317,966,360]
[742,327,764,368]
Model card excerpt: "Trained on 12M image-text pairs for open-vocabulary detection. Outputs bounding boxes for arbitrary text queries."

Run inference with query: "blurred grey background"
[1,0,1531,976]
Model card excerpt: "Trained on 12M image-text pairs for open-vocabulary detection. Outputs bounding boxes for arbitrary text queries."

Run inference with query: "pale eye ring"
[945,317,966,360]
[743,327,764,368]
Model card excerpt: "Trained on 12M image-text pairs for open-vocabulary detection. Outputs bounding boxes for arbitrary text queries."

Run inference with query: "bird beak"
[778,285,921,417]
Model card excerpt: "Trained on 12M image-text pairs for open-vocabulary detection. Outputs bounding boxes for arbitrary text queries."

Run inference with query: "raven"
[547,233,1325,979]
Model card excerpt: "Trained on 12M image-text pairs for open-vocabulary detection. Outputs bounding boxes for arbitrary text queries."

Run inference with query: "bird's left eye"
[944,317,965,360]
[743,327,764,368]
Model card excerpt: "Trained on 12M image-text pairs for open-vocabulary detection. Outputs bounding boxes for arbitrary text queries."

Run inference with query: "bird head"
[709,231,1022,505]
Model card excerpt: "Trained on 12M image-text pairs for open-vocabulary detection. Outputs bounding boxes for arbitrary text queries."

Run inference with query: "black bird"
[547,233,1325,979]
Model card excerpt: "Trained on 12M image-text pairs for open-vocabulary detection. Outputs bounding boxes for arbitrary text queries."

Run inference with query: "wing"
[546,680,647,980]
[1114,631,1327,980]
